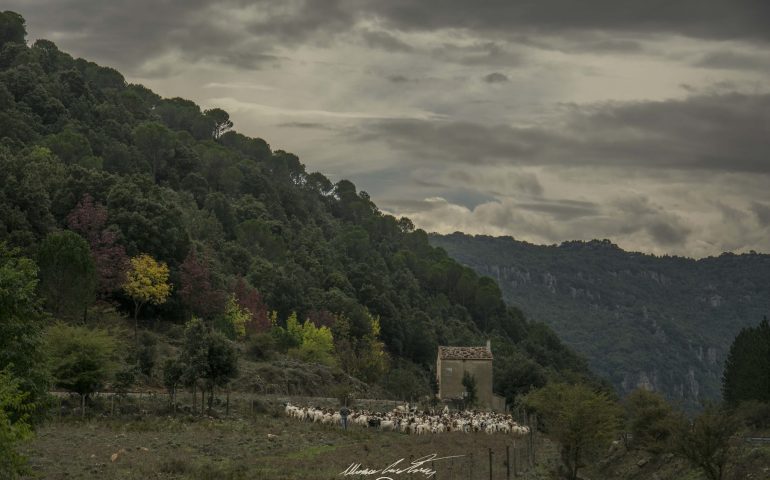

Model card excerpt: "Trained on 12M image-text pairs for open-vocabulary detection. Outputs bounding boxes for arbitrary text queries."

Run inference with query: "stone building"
[436,340,506,411]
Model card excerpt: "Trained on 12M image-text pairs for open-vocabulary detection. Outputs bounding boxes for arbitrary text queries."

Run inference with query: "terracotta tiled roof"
[438,346,493,360]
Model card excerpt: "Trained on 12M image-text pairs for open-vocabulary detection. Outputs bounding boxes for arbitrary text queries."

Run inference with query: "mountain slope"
[430,232,770,409]
[0,11,596,403]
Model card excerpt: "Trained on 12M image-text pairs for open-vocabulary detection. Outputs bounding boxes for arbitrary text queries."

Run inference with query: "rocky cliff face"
[430,233,770,410]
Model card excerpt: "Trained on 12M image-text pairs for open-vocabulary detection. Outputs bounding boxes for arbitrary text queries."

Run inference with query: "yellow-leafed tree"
[223,294,249,339]
[123,254,172,340]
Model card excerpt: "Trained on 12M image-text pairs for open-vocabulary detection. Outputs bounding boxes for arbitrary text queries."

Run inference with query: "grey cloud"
[611,195,692,246]
[366,0,770,43]
[448,170,473,183]
[355,92,770,173]
[433,169,544,197]
[506,171,543,196]
[11,0,770,81]
[751,202,770,226]
[9,0,354,72]
[511,32,647,54]
[432,41,527,66]
[441,189,500,210]
[483,72,509,83]
[385,74,418,83]
[276,122,337,130]
[412,178,447,188]
[516,199,600,220]
[694,50,770,72]
[646,220,691,246]
[568,37,645,54]
[359,29,413,52]
[379,198,445,212]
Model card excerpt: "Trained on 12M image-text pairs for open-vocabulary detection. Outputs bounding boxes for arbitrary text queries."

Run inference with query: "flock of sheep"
[284,403,531,436]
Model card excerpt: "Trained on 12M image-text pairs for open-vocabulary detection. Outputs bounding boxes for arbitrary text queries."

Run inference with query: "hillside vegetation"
[430,232,770,410]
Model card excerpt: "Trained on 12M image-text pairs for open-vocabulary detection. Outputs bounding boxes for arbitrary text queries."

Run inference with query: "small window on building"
[445,367,453,376]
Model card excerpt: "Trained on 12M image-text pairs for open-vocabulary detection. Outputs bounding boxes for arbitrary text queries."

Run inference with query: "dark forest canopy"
[0,11,596,403]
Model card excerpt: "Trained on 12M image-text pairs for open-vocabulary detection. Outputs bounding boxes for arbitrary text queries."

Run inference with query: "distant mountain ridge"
[430,232,770,409]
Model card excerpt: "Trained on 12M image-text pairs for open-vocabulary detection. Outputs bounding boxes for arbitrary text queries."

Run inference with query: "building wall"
[437,358,495,409]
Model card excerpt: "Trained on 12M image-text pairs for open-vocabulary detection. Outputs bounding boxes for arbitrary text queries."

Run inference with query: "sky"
[9,0,770,258]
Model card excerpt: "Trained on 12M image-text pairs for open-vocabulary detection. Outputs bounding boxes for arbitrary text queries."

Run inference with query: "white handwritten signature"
[340,453,465,480]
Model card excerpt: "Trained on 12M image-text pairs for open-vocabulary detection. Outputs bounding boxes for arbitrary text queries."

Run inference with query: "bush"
[330,384,356,407]
[136,331,157,377]
[670,404,739,480]
[734,400,770,430]
[246,333,275,361]
[526,383,621,480]
[45,323,120,411]
[623,388,676,453]
[113,368,136,396]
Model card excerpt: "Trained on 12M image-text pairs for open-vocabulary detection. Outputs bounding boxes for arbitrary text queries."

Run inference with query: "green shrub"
[0,369,35,479]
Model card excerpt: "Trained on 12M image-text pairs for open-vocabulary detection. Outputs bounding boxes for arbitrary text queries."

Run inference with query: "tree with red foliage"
[179,249,225,320]
[66,194,129,297]
[307,309,336,329]
[232,277,269,334]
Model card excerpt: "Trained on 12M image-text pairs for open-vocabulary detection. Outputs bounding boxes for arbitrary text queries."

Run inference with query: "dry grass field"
[20,398,555,480]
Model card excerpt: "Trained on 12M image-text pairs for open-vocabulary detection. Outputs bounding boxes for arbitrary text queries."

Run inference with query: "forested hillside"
[0,11,594,406]
[430,232,770,410]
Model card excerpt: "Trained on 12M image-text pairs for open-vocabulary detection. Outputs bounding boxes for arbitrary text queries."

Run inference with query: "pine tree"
[722,316,770,405]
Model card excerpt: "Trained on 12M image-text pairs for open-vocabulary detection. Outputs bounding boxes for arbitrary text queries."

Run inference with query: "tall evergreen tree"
[722,316,770,405]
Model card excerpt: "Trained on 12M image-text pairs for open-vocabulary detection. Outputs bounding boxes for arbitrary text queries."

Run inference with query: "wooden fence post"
[513,440,517,476]
[529,413,537,468]
[488,448,493,480]
[506,445,510,480]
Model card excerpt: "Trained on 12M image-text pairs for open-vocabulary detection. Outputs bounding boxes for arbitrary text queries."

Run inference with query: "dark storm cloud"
[9,0,355,71]
[11,0,770,77]
[366,0,770,43]
[483,72,509,83]
[355,92,770,173]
